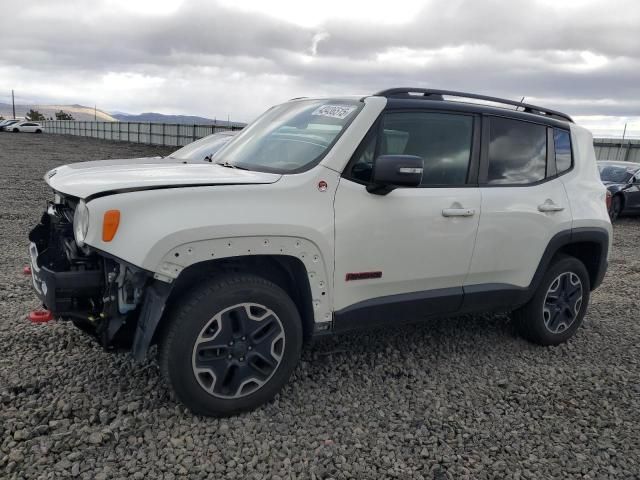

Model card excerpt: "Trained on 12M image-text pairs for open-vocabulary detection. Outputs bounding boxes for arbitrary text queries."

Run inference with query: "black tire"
[12,128,18,133]
[609,195,622,221]
[513,255,590,346]
[35,129,42,134]
[159,273,303,417]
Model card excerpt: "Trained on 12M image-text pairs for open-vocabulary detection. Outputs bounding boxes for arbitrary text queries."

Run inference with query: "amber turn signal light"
[102,210,121,242]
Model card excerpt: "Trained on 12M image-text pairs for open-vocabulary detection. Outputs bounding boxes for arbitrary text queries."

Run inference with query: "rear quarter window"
[554,129,572,174]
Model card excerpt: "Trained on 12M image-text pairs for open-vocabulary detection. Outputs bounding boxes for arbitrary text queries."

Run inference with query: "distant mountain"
[0,103,244,126]
[0,103,116,121]
[112,112,244,127]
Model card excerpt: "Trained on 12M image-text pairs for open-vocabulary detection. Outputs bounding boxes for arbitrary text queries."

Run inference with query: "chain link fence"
[37,121,640,162]
[42,120,242,147]
[594,138,640,162]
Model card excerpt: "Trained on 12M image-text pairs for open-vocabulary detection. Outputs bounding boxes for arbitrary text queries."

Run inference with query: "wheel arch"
[131,235,332,360]
[531,228,609,296]
[158,254,317,344]
[613,192,625,212]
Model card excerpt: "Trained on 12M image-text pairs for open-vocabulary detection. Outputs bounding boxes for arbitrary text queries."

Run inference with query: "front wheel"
[513,255,590,346]
[159,273,303,417]
[609,195,622,221]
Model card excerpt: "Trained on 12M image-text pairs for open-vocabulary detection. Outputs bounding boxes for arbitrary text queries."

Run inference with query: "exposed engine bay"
[28,193,149,349]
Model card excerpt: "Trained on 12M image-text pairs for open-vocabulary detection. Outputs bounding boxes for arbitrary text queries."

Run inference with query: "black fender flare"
[461,227,609,313]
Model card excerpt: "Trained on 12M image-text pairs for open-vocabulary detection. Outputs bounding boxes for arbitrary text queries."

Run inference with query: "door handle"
[537,202,564,213]
[442,208,476,217]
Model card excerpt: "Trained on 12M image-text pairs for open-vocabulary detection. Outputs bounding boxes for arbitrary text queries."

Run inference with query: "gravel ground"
[1,133,639,479]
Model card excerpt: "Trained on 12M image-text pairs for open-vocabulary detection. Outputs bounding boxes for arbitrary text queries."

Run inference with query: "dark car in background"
[0,119,21,131]
[598,160,640,220]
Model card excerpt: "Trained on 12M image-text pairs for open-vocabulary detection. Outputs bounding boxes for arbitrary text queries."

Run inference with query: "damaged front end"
[28,194,168,358]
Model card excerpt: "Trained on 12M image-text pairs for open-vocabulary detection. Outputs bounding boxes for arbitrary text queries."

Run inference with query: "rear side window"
[554,129,572,174]
[487,117,547,185]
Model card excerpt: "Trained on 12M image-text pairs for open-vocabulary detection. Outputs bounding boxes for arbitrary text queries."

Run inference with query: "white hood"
[45,158,281,198]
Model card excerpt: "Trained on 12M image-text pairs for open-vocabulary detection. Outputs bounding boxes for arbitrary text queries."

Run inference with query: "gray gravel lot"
[1,133,639,479]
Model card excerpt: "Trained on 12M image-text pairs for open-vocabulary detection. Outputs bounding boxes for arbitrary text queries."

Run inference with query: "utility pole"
[94,105,97,121]
[617,123,627,162]
[12,89,15,119]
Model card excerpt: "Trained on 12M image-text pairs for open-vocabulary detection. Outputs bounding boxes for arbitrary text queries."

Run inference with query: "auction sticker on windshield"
[312,104,357,120]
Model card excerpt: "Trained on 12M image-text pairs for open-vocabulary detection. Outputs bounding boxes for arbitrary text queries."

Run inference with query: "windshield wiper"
[214,160,249,170]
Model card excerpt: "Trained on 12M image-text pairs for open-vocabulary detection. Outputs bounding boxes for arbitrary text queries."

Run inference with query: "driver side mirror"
[366,155,424,195]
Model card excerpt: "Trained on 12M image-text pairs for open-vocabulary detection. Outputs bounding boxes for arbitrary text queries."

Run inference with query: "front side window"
[554,129,572,174]
[349,111,473,186]
[215,99,362,173]
[487,117,547,185]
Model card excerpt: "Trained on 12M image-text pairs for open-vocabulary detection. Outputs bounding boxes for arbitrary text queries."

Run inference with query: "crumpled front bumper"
[28,219,103,318]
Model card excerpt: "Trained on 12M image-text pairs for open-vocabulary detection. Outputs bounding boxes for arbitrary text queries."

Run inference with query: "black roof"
[375,88,573,124]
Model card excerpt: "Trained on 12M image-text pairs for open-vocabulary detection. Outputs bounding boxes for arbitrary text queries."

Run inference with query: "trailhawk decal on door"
[346,271,383,281]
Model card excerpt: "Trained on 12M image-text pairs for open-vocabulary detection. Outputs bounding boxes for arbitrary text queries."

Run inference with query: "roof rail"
[374,88,573,123]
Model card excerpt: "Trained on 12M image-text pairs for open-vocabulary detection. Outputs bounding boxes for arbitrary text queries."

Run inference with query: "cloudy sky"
[1,0,639,136]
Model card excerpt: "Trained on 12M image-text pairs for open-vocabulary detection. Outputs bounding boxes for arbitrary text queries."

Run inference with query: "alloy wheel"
[191,303,285,399]
[542,272,583,334]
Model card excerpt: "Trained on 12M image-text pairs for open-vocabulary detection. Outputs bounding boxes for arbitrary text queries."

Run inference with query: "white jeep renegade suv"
[28,89,611,416]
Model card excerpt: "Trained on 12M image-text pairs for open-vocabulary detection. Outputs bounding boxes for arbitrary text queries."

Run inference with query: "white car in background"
[10,121,45,133]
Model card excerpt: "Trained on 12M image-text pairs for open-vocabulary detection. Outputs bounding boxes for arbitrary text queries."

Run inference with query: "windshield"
[599,164,636,183]
[214,99,363,173]
[168,132,236,161]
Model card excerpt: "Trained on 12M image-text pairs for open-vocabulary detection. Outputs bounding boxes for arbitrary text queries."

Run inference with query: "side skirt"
[331,283,529,334]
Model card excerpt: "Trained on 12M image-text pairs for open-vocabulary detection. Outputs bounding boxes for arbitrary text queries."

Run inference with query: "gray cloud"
[0,0,639,131]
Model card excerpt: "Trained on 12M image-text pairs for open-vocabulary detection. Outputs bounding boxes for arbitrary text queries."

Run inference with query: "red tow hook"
[23,265,32,275]
[29,310,54,323]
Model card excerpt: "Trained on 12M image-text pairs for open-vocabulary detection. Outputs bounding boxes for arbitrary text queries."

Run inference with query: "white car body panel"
[465,179,573,288]
[46,161,281,198]
[83,167,340,325]
[333,179,481,310]
[563,124,612,254]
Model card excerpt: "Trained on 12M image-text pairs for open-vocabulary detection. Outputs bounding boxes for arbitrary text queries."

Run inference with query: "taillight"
[606,190,612,210]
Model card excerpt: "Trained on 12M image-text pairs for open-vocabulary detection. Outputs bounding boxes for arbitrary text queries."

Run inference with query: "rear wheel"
[513,255,590,345]
[159,273,303,416]
[35,129,42,133]
[609,195,622,221]
[12,128,18,133]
